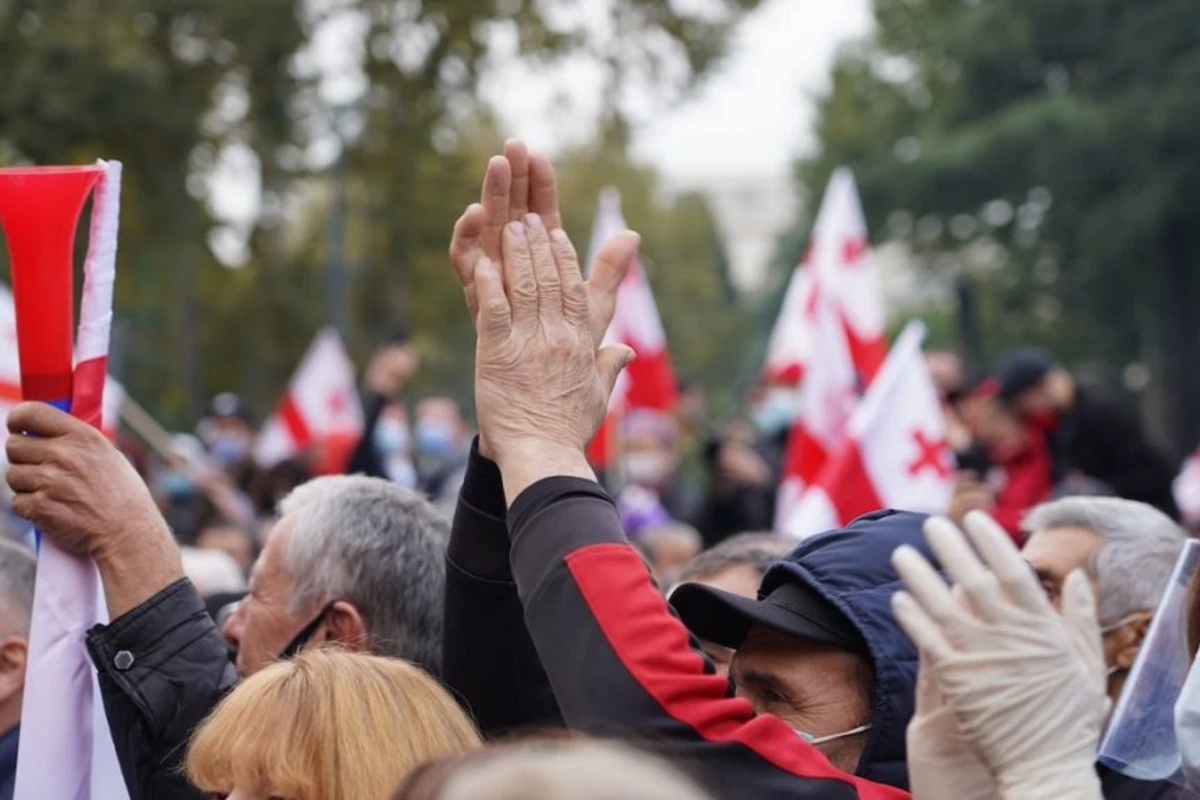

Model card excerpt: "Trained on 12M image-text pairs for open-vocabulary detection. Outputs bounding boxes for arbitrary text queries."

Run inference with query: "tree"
[795,0,1200,451]
[0,0,766,428]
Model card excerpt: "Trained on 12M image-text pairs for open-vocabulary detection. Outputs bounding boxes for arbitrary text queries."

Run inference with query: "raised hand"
[891,512,1106,800]
[449,140,638,347]
[473,213,637,502]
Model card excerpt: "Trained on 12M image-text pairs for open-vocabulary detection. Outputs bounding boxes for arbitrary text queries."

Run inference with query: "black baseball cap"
[995,347,1056,401]
[670,579,866,655]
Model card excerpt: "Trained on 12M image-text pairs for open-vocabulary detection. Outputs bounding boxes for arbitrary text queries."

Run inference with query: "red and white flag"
[775,291,859,527]
[255,327,364,467]
[0,285,121,448]
[780,322,953,539]
[1174,449,1200,528]
[762,168,887,386]
[585,188,677,466]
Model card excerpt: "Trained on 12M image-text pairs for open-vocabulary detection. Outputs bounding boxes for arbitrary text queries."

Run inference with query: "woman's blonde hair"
[187,648,481,800]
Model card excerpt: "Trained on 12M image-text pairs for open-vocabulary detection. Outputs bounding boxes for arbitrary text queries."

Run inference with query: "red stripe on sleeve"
[564,544,909,800]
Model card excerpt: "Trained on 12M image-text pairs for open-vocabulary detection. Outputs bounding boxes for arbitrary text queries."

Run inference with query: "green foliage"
[0,0,763,428]
[795,0,1200,450]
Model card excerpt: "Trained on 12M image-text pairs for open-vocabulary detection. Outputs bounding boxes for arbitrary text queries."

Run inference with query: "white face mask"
[1176,654,1200,789]
[625,452,673,487]
[794,722,871,746]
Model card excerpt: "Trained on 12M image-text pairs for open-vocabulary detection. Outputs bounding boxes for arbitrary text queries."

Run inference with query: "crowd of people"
[1,141,1198,799]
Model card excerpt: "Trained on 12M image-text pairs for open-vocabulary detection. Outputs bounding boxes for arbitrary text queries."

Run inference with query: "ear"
[322,601,370,651]
[0,636,29,704]
[1114,610,1154,671]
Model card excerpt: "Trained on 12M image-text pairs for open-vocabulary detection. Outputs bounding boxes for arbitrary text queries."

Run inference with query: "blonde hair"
[187,648,481,800]
[394,737,712,800]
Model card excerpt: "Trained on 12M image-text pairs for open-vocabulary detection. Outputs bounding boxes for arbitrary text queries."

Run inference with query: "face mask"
[751,389,797,436]
[278,601,336,661]
[1178,654,1200,789]
[211,434,248,466]
[416,422,455,457]
[625,452,673,487]
[374,418,410,455]
[794,722,872,746]
[160,471,194,500]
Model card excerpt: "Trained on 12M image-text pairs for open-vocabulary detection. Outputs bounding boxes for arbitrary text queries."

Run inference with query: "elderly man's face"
[1022,525,1144,701]
[730,626,872,773]
[223,517,311,676]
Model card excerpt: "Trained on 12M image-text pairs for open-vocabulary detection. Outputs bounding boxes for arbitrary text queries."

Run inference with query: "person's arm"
[441,440,562,735]
[346,390,389,479]
[505,470,908,800]
[86,579,236,800]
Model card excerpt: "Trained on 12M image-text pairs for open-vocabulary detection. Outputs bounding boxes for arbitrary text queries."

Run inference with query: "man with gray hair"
[3,402,449,800]
[0,540,35,800]
[1021,496,1187,704]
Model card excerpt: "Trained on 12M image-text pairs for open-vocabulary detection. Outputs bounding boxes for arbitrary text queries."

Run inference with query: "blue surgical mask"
[211,434,248,466]
[374,418,410,455]
[751,389,798,436]
[416,422,455,457]
[160,471,194,500]
[794,722,871,746]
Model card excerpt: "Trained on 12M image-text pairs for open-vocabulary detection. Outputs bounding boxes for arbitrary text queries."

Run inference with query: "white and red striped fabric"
[762,168,887,387]
[0,285,122,446]
[1174,449,1200,528]
[775,290,859,527]
[779,322,954,539]
[13,160,129,800]
[585,188,677,466]
[254,326,364,467]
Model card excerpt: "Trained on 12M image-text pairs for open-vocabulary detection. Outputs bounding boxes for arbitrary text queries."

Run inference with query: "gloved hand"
[906,651,1000,800]
[891,512,1106,800]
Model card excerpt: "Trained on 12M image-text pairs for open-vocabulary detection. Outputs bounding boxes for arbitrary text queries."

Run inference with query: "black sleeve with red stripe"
[441,441,563,735]
[508,477,910,800]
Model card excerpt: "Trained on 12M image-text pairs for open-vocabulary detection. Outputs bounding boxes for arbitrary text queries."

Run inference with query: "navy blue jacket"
[442,445,913,800]
[760,511,928,790]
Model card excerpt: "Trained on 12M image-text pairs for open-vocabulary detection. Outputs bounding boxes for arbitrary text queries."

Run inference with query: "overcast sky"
[487,0,874,184]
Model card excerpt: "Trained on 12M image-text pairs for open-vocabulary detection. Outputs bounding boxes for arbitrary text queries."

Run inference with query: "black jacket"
[1055,389,1179,518]
[443,446,910,799]
[86,579,236,800]
[697,429,788,546]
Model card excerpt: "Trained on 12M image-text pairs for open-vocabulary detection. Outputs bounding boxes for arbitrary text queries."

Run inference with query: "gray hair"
[278,475,449,674]
[0,540,36,636]
[676,533,795,586]
[1023,497,1187,625]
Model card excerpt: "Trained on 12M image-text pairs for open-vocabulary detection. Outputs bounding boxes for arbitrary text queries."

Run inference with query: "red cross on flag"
[775,286,859,527]
[762,168,887,387]
[585,188,677,467]
[779,322,954,539]
[255,327,364,468]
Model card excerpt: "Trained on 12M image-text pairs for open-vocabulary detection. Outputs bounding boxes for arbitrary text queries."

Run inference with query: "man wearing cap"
[442,142,918,799]
[995,347,1178,517]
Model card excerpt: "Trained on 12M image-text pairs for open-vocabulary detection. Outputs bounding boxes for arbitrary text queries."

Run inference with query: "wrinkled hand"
[5,403,171,562]
[449,140,638,459]
[474,213,635,488]
[892,512,1106,800]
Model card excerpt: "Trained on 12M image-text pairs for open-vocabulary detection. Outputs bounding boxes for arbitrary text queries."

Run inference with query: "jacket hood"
[759,510,934,791]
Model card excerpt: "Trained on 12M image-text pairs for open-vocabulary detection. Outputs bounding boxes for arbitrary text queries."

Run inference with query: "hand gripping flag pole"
[0,160,126,800]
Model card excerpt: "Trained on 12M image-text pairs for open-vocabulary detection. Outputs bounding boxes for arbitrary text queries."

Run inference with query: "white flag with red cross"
[762,168,887,387]
[254,327,364,467]
[780,322,954,539]
[585,188,677,467]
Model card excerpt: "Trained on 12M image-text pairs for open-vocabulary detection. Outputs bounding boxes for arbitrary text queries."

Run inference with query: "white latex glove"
[891,512,1106,800]
[906,652,1000,800]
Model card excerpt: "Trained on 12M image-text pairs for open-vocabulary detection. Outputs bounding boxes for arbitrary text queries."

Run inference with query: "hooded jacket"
[442,445,914,800]
[755,511,926,789]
